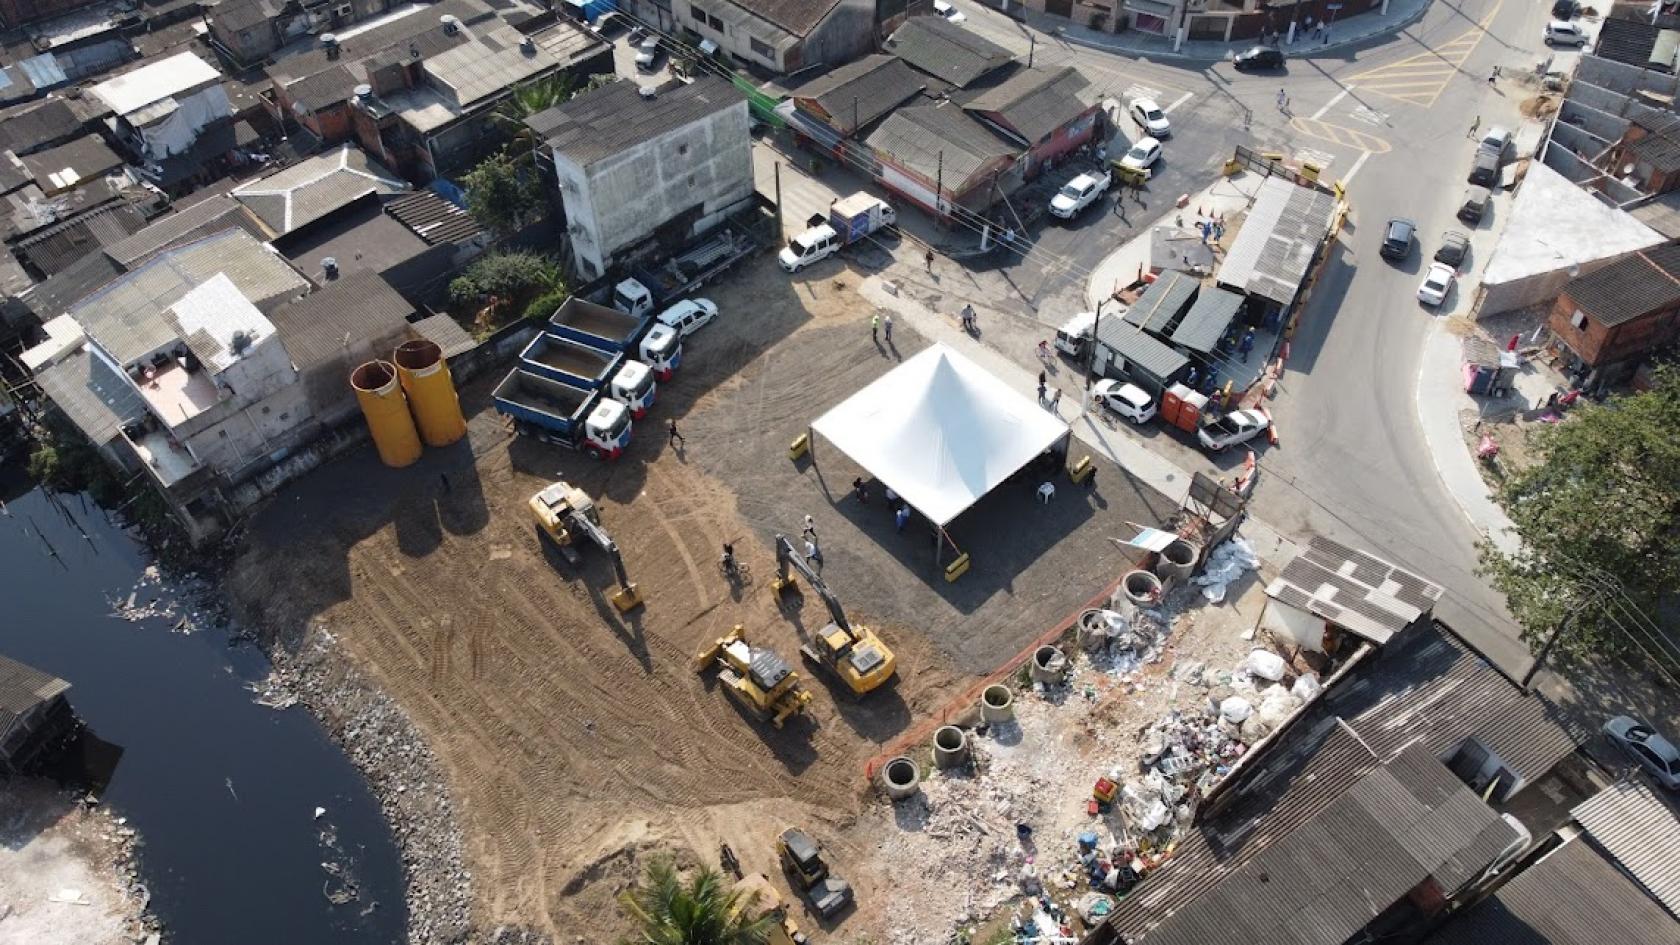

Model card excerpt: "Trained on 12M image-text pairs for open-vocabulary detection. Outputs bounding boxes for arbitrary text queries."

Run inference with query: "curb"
[1412,321,1520,555]
[1049,1,1433,63]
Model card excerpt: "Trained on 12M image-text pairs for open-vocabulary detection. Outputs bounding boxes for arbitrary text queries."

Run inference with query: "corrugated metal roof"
[0,651,70,732]
[884,16,1014,89]
[106,194,264,268]
[865,103,1016,191]
[24,248,122,320]
[531,76,745,167]
[384,190,482,245]
[1266,535,1444,645]
[90,52,222,117]
[960,65,1095,146]
[15,201,146,277]
[69,229,311,366]
[1218,177,1336,307]
[0,99,83,156]
[1124,270,1198,334]
[1423,838,1680,945]
[1572,778,1680,917]
[412,312,476,358]
[268,270,413,369]
[19,134,122,194]
[1095,318,1189,380]
[1169,286,1243,353]
[33,344,145,444]
[790,55,927,134]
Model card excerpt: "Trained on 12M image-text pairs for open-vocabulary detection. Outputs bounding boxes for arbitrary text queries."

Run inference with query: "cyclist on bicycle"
[721,542,736,572]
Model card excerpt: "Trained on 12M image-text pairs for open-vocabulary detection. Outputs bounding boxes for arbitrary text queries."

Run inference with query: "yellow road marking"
[1348,0,1505,108]
[1289,117,1393,153]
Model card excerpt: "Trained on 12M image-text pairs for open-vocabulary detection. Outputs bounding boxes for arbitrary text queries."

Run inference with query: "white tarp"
[811,343,1069,527]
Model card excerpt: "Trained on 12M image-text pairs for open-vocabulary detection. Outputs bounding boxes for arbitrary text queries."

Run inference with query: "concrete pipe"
[980,684,1015,723]
[393,339,467,448]
[350,360,422,468]
[1118,570,1164,616]
[1154,538,1199,583]
[932,725,970,769]
[1078,609,1113,653]
[881,756,921,800]
[1028,645,1068,685]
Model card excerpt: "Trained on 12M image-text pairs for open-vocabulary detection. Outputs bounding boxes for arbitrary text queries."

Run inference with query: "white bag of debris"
[1257,685,1304,727]
[1240,715,1272,742]
[1245,649,1287,682]
[1219,696,1253,723]
[1192,537,1260,602]
[1291,673,1322,700]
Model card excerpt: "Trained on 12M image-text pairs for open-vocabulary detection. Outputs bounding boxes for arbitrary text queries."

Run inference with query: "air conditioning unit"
[335,3,353,17]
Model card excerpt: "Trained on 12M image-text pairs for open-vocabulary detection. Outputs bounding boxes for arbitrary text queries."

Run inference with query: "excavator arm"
[774,535,850,636]
[570,511,633,593]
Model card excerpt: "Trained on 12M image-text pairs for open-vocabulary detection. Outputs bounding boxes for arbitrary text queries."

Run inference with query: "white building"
[88,51,233,178]
[528,77,753,280]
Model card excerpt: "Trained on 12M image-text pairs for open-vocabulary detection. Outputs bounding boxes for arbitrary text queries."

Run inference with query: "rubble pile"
[107,564,218,632]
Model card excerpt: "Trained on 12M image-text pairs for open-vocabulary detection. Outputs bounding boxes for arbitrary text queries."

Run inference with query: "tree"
[493,74,575,150]
[461,147,543,238]
[448,250,561,309]
[616,858,773,945]
[1478,366,1680,666]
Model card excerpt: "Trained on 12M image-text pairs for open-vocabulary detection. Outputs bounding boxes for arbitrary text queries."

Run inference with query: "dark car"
[1469,151,1500,187]
[1435,230,1470,267]
[1380,218,1416,261]
[1458,186,1491,224]
[1552,0,1578,19]
[1234,46,1285,70]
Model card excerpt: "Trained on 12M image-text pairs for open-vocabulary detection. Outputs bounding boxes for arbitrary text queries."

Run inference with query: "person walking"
[871,313,880,342]
[924,248,934,272]
[1239,329,1255,363]
[667,419,684,447]
[1468,115,1481,139]
[804,538,824,573]
[1276,88,1289,113]
[853,477,868,503]
[894,504,910,532]
[802,514,817,542]
[883,314,893,342]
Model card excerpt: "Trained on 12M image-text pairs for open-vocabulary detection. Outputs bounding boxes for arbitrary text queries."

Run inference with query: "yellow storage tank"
[351,360,423,468]
[393,339,467,448]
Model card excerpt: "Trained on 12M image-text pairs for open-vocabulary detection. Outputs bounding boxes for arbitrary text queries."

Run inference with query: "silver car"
[1604,715,1680,789]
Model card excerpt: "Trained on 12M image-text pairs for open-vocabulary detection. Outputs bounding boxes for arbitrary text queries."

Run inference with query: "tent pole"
[935,526,942,566]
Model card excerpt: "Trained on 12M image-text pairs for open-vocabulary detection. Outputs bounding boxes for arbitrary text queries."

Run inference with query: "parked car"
[655,298,718,336]
[1544,19,1587,46]
[1050,170,1111,219]
[634,35,661,70]
[1435,230,1469,267]
[1093,379,1157,424]
[778,225,838,272]
[1468,151,1500,187]
[934,0,966,23]
[1118,137,1162,172]
[1380,218,1416,261]
[591,11,627,38]
[1603,715,1680,790]
[1233,46,1285,70]
[1417,263,1455,307]
[1478,126,1513,159]
[1552,0,1579,18]
[1459,186,1491,224]
[1197,409,1270,452]
[1129,97,1171,138]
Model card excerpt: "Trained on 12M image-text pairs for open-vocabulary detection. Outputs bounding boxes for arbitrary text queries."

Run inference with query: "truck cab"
[638,322,682,379]
[609,359,657,417]
[584,398,632,458]
[613,278,655,318]
[779,224,839,273]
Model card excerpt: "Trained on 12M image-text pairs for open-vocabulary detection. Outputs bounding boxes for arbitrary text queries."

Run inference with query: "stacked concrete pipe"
[1154,538,1199,583]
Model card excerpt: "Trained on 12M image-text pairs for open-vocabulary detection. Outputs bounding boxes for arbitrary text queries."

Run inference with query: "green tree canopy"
[462,147,543,238]
[1479,366,1680,668]
[616,858,772,945]
[493,75,575,149]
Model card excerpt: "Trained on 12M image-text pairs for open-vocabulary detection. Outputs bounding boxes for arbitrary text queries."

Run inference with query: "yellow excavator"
[691,626,812,728]
[770,535,896,695]
[528,480,642,612]
[730,873,809,945]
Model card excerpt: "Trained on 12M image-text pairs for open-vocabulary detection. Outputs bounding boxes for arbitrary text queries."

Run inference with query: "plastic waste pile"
[1191,537,1260,603]
[1213,648,1321,743]
[1077,606,1166,674]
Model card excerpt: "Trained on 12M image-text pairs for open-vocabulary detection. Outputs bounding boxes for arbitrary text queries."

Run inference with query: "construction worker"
[853,477,868,503]
[871,313,880,342]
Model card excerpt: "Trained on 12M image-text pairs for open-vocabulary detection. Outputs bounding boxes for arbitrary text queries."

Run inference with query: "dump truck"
[548,296,682,381]
[519,333,657,418]
[776,827,854,920]
[692,626,812,729]
[492,368,631,459]
[528,480,641,611]
[771,535,895,696]
[613,224,754,318]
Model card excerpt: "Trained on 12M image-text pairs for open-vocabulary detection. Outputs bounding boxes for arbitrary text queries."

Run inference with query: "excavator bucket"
[610,582,642,613]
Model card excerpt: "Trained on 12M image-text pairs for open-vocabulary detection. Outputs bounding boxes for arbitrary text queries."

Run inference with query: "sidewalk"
[1415,323,1519,555]
[859,275,1298,567]
[1009,0,1432,63]
[1085,172,1266,308]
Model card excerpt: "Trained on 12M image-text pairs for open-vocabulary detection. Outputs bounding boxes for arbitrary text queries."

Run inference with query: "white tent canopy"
[811,343,1070,527]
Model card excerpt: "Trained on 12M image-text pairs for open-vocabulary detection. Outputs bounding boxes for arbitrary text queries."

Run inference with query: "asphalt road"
[946,0,1567,674]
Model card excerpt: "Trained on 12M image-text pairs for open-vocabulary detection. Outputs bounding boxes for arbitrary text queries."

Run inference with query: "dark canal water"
[1,472,406,944]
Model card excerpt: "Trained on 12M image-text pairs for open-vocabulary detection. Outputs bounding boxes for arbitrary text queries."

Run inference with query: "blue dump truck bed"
[549,297,646,352]
[520,333,622,389]
[493,368,594,434]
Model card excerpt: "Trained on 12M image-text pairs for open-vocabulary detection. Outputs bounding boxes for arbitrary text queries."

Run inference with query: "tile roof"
[725,0,844,37]
[790,55,927,134]
[0,99,83,156]
[1571,778,1680,917]
[865,103,1016,191]
[232,145,407,235]
[33,344,145,444]
[0,651,70,734]
[1267,535,1445,645]
[1631,114,1680,173]
[384,190,483,244]
[1422,838,1680,945]
[1094,319,1190,380]
[20,134,123,193]
[884,16,1015,88]
[1218,176,1338,306]
[1592,17,1675,72]
[268,270,414,369]
[15,201,147,277]
[24,248,123,320]
[1124,269,1198,334]
[105,194,264,268]
[1169,286,1244,353]
[69,229,311,367]
[960,65,1094,145]
[1563,246,1680,328]
[413,312,476,358]
[530,76,745,167]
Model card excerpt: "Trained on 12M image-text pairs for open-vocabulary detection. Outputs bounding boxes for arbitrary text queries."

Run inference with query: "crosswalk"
[1348,1,1502,108]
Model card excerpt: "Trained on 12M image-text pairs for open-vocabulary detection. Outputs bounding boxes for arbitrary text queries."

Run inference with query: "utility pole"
[935,150,944,222]
[1028,33,1035,68]
[1080,297,1110,415]
[773,161,783,238]
[1522,603,1581,690]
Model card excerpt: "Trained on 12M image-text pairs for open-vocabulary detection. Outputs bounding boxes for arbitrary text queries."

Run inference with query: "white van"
[1054,311,1100,357]
[778,224,839,272]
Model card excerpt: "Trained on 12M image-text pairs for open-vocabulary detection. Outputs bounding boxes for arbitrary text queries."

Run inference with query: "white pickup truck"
[778,193,896,272]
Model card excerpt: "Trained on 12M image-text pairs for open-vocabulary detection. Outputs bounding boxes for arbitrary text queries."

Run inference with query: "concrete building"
[0,652,74,776]
[621,0,875,74]
[88,52,235,189]
[1545,243,1680,383]
[958,65,1100,179]
[206,0,402,69]
[528,76,752,280]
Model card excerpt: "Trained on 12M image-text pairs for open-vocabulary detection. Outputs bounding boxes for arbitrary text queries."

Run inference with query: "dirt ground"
[0,779,150,945]
[227,254,1177,940]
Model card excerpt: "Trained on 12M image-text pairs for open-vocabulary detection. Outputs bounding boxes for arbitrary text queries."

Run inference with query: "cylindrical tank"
[393,339,467,447]
[351,360,422,468]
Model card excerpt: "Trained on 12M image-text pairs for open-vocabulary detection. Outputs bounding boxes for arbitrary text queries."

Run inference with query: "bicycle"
[719,554,752,584]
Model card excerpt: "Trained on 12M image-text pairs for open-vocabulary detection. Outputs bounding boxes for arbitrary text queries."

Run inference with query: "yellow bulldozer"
[691,626,812,729]
[730,873,809,945]
[770,535,895,695]
[528,480,641,612]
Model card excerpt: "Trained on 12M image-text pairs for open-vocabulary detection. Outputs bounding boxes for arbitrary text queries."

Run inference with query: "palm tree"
[617,858,774,945]
[493,75,576,149]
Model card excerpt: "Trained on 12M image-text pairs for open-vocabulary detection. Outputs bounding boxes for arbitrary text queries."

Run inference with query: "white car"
[1544,20,1587,46]
[1129,98,1171,138]
[1118,137,1162,172]
[1049,170,1110,220]
[656,298,718,336]
[1093,379,1156,424]
[1197,409,1270,452]
[1604,715,1680,790]
[933,0,966,23]
[1417,263,1455,307]
[634,35,661,70]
